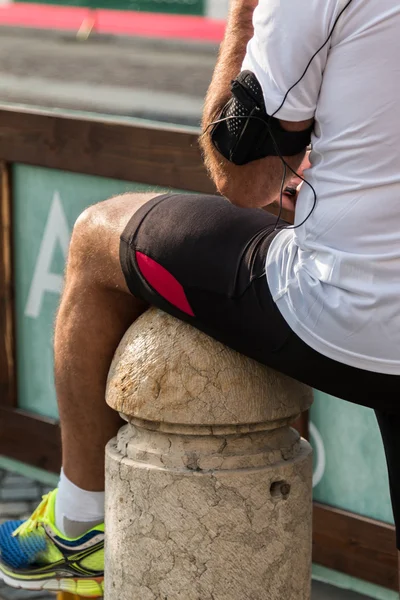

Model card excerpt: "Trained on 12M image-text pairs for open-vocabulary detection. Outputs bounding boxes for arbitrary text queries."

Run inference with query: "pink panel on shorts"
[136,251,195,317]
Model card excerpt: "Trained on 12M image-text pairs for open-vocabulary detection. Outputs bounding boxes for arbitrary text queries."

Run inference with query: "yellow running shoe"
[0,489,104,598]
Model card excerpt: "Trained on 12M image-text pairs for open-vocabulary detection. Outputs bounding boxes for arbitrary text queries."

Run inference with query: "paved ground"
[0,27,216,125]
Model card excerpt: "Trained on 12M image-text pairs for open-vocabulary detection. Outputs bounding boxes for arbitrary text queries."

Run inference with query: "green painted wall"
[13,163,168,419]
[308,395,395,598]
[20,0,205,15]
[310,393,394,525]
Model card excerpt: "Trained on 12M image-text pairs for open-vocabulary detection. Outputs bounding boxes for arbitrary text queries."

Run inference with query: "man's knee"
[67,192,155,284]
[68,201,108,274]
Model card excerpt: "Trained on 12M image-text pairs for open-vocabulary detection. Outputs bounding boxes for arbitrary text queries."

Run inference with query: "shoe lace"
[12,493,51,538]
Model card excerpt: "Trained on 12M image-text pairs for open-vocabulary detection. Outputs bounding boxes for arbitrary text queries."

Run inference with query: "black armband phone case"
[210,71,312,166]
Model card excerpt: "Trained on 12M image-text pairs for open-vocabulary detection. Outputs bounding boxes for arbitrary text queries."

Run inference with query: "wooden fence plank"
[0,162,15,407]
[313,503,398,591]
[0,407,61,472]
[0,106,215,194]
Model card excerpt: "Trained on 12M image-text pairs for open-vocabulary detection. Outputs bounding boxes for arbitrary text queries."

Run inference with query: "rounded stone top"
[106,308,312,428]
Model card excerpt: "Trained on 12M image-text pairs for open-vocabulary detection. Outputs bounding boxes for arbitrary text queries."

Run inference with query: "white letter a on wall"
[25,191,71,319]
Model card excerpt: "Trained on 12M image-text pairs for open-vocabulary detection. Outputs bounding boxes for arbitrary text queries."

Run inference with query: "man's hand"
[277,152,311,214]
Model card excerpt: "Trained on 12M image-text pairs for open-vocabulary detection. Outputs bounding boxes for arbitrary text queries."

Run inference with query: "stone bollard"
[105,308,313,600]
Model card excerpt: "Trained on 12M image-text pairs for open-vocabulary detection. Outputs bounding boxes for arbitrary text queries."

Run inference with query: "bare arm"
[200,0,312,208]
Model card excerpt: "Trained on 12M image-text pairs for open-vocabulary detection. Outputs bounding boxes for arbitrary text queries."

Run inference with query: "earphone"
[203,0,355,230]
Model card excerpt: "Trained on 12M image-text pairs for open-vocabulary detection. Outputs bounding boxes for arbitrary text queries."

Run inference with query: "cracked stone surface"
[106,308,313,428]
[105,428,312,600]
[105,308,313,599]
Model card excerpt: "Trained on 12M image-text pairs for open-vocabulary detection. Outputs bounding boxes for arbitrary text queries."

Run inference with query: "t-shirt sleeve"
[242,0,342,121]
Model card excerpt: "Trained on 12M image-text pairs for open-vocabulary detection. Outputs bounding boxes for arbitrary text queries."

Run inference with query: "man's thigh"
[119,193,292,359]
[117,192,400,415]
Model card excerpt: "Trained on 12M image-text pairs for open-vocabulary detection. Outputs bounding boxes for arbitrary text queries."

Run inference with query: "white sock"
[55,468,105,538]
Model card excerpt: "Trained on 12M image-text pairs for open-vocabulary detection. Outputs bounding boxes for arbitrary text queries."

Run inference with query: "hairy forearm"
[200,0,307,208]
[200,1,257,202]
[202,1,256,128]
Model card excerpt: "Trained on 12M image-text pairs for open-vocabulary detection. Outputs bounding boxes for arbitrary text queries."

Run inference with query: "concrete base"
[105,421,312,600]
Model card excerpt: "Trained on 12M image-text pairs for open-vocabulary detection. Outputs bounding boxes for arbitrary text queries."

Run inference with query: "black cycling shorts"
[120,193,400,546]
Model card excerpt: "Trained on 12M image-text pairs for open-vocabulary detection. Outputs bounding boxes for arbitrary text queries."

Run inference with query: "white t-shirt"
[242,0,400,375]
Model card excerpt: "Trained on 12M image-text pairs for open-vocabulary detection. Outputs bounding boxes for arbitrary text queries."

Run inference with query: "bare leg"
[55,193,154,491]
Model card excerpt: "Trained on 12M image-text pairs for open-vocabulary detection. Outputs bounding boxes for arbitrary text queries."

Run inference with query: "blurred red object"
[0,2,226,42]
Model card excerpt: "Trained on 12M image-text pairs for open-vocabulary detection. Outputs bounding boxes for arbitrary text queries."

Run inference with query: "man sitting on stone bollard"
[1,0,400,596]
